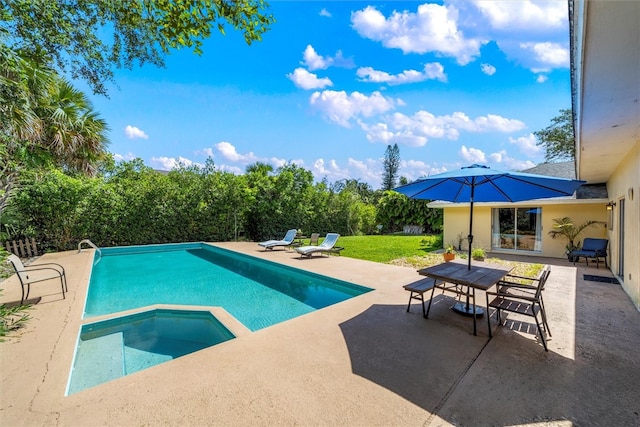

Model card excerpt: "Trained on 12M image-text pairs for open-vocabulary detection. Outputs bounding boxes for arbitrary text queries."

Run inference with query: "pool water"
[67,309,234,395]
[69,242,371,394]
[84,243,372,331]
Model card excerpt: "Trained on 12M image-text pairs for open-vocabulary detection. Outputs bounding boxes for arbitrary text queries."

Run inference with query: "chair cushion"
[571,249,598,257]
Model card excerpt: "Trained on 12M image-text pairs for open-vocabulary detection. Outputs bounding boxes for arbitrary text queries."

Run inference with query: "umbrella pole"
[467,185,474,270]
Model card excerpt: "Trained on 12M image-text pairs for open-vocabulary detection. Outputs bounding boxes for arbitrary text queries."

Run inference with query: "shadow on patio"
[339,263,640,426]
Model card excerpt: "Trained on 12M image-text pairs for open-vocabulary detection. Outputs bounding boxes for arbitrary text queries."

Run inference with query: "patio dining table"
[418,260,513,335]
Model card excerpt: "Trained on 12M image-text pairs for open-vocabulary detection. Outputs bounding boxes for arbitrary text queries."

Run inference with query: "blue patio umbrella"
[394,164,586,269]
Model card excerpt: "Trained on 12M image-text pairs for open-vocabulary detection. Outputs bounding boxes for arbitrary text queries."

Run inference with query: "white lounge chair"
[295,233,342,258]
[258,229,297,251]
[7,254,68,304]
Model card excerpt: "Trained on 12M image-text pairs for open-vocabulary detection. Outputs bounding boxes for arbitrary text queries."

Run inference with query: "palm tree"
[1,46,56,215]
[548,217,605,254]
[38,79,109,175]
[1,46,109,220]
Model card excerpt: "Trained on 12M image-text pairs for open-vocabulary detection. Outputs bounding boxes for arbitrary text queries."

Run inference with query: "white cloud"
[309,90,398,127]
[520,42,569,69]
[536,74,548,83]
[455,1,569,73]
[347,157,381,184]
[359,120,429,147]
[200,147,215,157]
[357,62,447,85]
[269,157,305,169]
[473,0,567,31]
[460,146,487,163]
[287,68,333,90]
[208,142,303,171]
[481,63,496,75]
[361,110,526,146]
[509,133,542,157]
[215,164,244,175]
[312,158,350,182]
[113,152,137,162]
[303,45,330,70]
[399,160,448,182]
[124,125,148,139]
[488,149,536,170]
[150,156,196,170]
[351,4,485,65]
[319,8,331,18]
[215,141,259,164]
[302,45,354,71]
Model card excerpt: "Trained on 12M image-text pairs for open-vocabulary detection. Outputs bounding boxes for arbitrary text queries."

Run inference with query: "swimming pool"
[83,242,372,331]
[69,243,372,393]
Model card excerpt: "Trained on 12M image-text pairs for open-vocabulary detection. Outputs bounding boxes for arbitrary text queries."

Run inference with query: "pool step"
[67,332,124,394]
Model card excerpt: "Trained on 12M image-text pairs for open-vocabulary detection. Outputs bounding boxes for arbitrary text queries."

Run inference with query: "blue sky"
[81,0,571,189]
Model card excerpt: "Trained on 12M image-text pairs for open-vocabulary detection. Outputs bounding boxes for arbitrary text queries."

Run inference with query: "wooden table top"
[418,261,513,291]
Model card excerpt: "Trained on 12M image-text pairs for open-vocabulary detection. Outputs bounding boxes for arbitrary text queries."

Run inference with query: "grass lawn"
[325,234,543,278]
[333,234,441,263]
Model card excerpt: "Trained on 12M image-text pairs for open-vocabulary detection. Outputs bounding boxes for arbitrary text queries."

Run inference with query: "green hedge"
[6,160,442,251]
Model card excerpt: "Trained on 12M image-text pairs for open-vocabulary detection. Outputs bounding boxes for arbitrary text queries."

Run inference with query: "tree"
[534,108,575,162]
[1,48,108,220]
[330,179,374,203]
[36,79,109,175]
[381,143,400,190]
[1,0,275,95]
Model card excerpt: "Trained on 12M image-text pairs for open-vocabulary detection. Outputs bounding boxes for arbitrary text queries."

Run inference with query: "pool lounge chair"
[295,233,343,258]
[258,229,297,251]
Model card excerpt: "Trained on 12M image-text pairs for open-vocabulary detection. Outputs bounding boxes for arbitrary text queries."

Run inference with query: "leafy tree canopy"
[1,0,275,95]
[534,108,575,162]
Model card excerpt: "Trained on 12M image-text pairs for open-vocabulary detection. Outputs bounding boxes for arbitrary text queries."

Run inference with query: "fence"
[3,238,39,258]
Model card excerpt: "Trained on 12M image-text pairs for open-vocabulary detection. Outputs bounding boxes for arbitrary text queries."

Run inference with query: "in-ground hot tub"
[66,308,235,395]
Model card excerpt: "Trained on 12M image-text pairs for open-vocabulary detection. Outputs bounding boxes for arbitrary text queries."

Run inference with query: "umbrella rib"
[404,179,453,199]
[484,178,516,202]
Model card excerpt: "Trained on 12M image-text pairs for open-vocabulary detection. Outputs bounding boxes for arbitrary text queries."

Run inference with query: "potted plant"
[471,247,486,261]
[443,244,456,262]
[548,217,605,261]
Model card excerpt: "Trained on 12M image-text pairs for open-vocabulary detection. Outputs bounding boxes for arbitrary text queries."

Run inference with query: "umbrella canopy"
[394,164,586,269]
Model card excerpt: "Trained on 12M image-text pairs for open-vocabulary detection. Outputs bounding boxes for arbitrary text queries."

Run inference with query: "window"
[492,207,542,252]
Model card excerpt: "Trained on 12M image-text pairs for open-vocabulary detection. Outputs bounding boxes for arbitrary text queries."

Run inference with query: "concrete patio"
[1,242,639,426]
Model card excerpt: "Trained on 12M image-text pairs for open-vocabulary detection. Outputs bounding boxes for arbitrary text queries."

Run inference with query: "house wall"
[607,141,639,310]
[443,203,608,259]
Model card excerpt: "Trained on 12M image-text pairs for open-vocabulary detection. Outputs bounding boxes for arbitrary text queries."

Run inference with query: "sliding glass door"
[492,207,542,252]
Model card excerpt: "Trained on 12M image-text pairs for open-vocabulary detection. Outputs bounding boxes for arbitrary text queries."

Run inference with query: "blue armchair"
[570,238,608,268]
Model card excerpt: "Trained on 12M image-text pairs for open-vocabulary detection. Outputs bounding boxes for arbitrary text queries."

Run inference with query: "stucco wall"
[443,203,608,259]
[607,141,639,310]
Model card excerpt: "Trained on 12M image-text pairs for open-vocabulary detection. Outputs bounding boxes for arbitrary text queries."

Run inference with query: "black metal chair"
[7,254,68,304]
[486,266,551,351]
[570,238,608,268]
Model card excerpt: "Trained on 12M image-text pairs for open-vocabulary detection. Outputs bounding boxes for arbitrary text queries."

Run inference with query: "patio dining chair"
[486,266,551,351]
[7,254,68,304]
[497,265,551,323]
